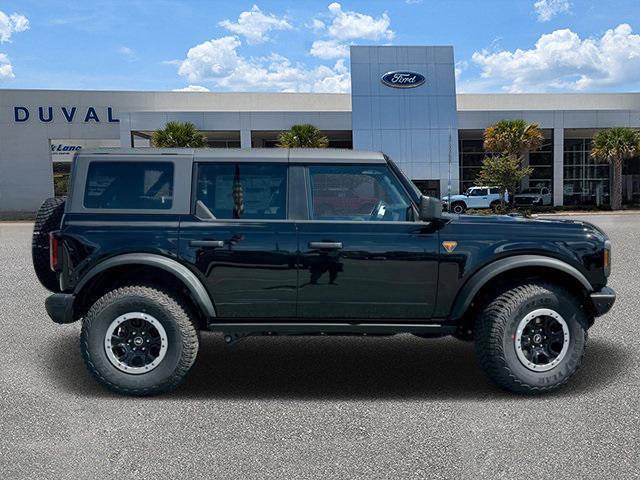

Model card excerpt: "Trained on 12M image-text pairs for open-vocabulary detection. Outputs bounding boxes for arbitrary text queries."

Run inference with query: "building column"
[553,126,564,206]
[119,114,133,148]
[240,129,251,148]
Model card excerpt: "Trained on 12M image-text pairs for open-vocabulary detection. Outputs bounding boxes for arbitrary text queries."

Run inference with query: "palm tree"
[277,124,329,148]
[591,127,640,210]
[151,121,207,148]
[483,119,544,160]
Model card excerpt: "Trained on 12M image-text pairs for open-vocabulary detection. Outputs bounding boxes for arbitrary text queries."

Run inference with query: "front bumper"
[590,287,616,317]
[45,293,76,324]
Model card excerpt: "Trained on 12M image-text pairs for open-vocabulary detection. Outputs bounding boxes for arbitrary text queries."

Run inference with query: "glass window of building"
[459,129,553,194]
[528,134,554,190]
[563,137,610,206]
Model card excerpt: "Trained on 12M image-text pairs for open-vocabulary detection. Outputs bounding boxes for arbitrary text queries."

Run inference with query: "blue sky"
[1,0,639,93]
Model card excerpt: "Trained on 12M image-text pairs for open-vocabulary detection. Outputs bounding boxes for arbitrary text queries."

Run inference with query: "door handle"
[309,241,343,250]
[190,240,224,248]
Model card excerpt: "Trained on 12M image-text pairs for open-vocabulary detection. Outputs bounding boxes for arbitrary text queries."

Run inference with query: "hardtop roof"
[75,148,387,164]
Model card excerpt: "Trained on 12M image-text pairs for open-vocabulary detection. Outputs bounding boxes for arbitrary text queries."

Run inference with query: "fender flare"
[74,253,216,318]
[449,254,592,320]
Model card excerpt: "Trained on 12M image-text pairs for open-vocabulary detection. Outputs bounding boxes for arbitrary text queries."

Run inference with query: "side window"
[469,188,486,197]
[84,161,173,209]
[489,188,501,195]
[196,163,287,220]
[308,164,412,221]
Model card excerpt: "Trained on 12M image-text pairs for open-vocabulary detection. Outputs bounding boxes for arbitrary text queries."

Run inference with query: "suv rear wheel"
[475,283,587,393]
[81,285,199,396]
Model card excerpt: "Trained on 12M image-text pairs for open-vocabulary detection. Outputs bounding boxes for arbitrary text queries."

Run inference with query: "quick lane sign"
[13,106,119,123]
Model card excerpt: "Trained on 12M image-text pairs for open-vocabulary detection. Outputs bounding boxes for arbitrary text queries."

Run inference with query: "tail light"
[49,232,60,272]
[603,240,611,278]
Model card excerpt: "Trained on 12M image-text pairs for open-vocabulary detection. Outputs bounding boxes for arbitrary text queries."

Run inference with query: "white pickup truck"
[442,186,507,213]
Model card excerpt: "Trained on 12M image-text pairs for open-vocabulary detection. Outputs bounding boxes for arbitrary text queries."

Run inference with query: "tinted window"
[489,188,501,194]
[196,163,287,220]
[84,162,174,209]
[309,164,411,221]
[469,188,487,196]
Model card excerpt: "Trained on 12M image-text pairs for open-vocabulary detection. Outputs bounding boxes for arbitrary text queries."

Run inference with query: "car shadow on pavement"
[47,332,627,400]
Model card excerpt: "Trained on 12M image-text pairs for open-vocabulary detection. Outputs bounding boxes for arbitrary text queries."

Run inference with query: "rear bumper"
[45,293,76,324]
[590,287,616,317]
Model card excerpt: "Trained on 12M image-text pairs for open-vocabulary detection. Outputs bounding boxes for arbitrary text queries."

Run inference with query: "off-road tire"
[81,285,199,396]
[475,283,587,394]
[451,201,466,214]
[490,200,503,213]
[32,196,66,292]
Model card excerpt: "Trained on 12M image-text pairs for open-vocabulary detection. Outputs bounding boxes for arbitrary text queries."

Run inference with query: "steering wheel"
[370,200,387,220]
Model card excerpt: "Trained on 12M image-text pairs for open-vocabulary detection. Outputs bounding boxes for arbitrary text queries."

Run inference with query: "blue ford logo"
[381,71,426,89]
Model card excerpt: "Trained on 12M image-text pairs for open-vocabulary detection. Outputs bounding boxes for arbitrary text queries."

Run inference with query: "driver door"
[296,163,439,319]
[470,188,490,208]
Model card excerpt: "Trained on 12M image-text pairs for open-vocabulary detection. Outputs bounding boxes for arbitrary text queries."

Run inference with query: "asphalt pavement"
[0,216,637,479]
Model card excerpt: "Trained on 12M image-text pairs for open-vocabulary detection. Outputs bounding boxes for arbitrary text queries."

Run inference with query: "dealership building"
[1,45,640,212]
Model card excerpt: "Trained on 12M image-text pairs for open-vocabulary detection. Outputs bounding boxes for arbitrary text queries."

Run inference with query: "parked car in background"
[514,187,552,207]
[442,186,507,213]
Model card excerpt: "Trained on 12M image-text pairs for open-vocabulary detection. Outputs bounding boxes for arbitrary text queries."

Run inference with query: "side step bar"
[207,322,456,343]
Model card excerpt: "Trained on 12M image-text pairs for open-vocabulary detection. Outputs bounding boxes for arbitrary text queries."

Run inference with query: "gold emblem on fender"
[442,241,458,253]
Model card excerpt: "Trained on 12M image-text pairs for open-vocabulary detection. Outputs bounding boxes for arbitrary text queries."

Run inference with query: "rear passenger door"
[296,162,439,319]
[179,160,298,318]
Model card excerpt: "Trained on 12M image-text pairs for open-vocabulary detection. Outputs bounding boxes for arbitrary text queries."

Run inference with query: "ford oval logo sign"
[381,71,426,89]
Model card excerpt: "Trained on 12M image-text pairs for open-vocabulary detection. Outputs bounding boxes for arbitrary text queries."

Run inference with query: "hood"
[444,213,608,240]
[442,194,466,202]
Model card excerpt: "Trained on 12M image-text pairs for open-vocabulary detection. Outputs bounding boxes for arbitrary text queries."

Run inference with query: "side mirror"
[419,195,442,220]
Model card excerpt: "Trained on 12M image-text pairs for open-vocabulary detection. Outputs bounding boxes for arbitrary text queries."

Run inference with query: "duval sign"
[13,106,119,123]
[380,71,426,89]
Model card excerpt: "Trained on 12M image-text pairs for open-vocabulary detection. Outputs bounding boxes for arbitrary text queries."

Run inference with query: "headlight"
[604,240,611,277]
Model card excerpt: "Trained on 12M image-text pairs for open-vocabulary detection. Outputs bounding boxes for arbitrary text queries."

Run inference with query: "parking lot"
[0,215,637,479]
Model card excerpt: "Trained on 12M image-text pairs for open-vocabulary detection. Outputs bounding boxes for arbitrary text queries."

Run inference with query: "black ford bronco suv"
[33,148,615,396]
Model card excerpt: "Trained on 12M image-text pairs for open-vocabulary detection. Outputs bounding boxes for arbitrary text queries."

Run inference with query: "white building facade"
[1,45,640,212]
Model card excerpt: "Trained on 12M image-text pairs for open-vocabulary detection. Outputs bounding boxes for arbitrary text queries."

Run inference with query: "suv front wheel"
[475,283,587,393]
[451,201,466,214]
[81,285,199,396]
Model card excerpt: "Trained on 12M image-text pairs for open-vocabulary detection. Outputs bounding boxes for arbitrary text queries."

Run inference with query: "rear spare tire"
[32,196,66,292]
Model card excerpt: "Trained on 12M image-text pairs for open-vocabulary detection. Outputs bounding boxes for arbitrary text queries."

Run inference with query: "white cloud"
[534,0,571,22]
[325,2,394,41]
[405,0,423,4]
[219,5,291,45]
[177,35,350,93]
[471,24,640,92]
[454,60,468,81]
[0,52,14,79]
[307,19,326,32]
[310,39,349,60]
[173,85,210,92]
[118,46,136,60]
[0,11,29,43]
[178,36,243,82]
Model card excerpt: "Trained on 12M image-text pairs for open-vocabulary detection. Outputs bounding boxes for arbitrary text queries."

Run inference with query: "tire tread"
[81,285,199,396]
[475,282,586,394]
